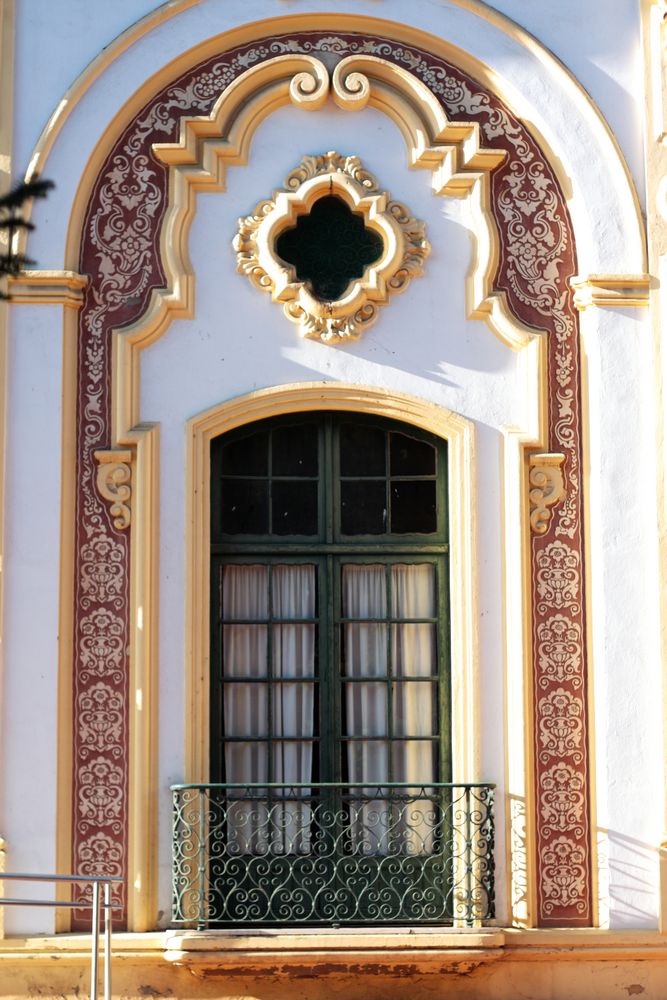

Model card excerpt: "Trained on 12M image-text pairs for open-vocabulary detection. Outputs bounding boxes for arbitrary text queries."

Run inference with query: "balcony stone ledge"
[163,927,507,978]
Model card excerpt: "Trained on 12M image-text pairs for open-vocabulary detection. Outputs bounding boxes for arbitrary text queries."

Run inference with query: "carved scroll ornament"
[94,450,133,530]
[529,453,566,535]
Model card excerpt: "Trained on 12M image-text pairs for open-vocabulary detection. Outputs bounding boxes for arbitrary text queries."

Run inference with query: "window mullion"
[385,562,393,785]
[438,556,452,784]
[326,553,341,785]
[267,564,274,795]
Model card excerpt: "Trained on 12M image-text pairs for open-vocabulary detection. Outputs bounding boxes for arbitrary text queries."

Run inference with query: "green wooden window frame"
[209,412,451,787]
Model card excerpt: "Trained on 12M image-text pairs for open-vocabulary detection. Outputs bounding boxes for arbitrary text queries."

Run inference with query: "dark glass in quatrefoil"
[275,195,385,302]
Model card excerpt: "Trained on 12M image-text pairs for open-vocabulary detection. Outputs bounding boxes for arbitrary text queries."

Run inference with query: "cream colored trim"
[570,274,651,310]
[7,270,88,308]
[647,0,667,144]
[185,384,486,929]
[578,326,603,928]
[164,926,667,973]
[185,384,477,787]
[126,423,159,933]
[501,335,549,928]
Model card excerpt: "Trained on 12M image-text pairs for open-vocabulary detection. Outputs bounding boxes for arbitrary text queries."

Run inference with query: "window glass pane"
[223,565,269,619]
[390,432,436,476]
[390,481,437,534]
[346,740,389,784]
[271,481,318,536]
[391,741,436,785]
[223,682,268,736]
[221,480,269,535]
[271,740,314,784]
[220,429,269,476]
[272,423,318,476]
[270,683,316,731]
[225,743,269,784]
[343,682,388,737]
[275,195,384,302]
[340,423,385,476]
[342,564,387,619]
[272,564,317,618]
[223,624,268,679]
[341,481,386,534]
[391,564,435,618]
[392,682,438,736]
[342,623,388,676]
[392,624,436,677]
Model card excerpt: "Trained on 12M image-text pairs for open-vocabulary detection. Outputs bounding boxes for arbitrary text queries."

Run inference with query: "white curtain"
[344,563,436,853]
[223,563,315,853]
[222,561,436,855]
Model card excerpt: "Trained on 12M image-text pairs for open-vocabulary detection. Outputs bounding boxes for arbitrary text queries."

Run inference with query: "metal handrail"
[0,873,123,1000]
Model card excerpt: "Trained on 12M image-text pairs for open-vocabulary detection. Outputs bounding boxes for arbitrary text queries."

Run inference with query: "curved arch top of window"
[233,151,430,344]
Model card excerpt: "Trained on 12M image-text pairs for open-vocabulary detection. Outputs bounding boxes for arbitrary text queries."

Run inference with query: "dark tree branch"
[0,177,54,298]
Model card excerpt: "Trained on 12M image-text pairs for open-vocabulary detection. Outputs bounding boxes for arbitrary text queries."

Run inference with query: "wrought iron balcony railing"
[172,782,494,928]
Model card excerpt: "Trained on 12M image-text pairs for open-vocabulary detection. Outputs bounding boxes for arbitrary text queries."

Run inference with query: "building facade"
[0,1,666,997]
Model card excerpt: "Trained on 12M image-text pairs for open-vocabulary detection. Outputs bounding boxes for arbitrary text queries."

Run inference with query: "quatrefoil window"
[234,152,430,344]
[275,194,384,302]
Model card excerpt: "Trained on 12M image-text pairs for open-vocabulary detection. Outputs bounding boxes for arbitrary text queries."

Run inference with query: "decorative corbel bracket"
[528,453,566,534]
[94,449,133,529]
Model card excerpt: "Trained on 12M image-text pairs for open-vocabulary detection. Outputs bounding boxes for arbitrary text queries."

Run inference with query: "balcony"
[171,782,494,928]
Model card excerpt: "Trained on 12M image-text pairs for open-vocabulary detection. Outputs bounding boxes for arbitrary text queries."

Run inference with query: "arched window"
[206,411,454,923]
[210,412,450,789]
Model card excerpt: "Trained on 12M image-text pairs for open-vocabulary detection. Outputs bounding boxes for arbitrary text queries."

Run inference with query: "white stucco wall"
[1,0,660,934]
[0,305,64,935]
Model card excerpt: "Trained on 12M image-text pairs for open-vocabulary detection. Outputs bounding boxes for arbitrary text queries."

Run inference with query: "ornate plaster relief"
[233,151,430,343]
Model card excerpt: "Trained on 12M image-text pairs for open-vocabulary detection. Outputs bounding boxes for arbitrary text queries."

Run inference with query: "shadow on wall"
[498,801,660,930]
[598,828,661,929]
